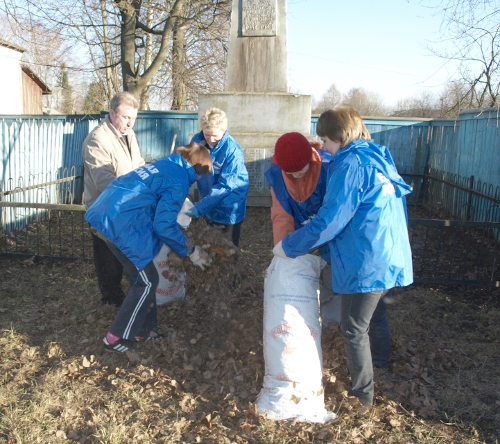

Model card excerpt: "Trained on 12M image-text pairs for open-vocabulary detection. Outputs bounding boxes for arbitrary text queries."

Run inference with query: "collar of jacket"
[169,152,199,184]
[209,130,230,153]
[102,115,134,141]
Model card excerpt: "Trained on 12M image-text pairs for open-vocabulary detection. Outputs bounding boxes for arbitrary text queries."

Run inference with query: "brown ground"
[0,207,499,443]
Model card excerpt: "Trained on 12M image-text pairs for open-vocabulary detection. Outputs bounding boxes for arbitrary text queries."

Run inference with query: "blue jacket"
[85,153,198,270]
[190,130,249,224]
[265,148,331,262]
[282,139,413,294]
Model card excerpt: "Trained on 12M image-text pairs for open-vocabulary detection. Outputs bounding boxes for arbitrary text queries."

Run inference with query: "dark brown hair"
[175,143,212,176]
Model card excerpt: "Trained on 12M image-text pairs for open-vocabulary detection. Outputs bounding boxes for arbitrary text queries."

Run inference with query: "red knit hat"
[273,132,313,172]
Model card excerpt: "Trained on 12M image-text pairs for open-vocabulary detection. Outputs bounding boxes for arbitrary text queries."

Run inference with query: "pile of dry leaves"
[0,207,499,443]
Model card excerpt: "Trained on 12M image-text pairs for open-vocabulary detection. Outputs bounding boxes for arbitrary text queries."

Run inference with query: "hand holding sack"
[185,206,200,219]
[272,240,288,258]
[189,246,211,270]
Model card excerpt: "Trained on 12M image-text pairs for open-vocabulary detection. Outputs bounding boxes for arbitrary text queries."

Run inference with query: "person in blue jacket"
[265,132,341,327]
[188,107,249,247]
[85,143,213,354]
[273,107,413,406]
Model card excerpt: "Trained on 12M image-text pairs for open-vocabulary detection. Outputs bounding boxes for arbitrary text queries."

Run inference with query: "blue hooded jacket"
[85,153,198,270]
[282,139,413,294]
[190,130,249,224]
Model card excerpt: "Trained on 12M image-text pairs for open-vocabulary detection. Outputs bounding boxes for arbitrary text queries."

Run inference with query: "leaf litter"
[0,207,499,443]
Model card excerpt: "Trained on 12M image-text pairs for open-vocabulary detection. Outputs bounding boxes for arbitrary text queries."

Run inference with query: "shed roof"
[22,66,52,94]
[0,38,25,53]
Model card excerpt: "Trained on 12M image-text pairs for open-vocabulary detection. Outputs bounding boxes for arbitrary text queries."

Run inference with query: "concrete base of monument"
[198,92,312,208]
[198,92,311,135]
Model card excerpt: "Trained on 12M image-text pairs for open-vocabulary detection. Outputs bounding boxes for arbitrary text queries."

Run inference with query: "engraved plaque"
[243,148,274,193]
[242,0,277,37]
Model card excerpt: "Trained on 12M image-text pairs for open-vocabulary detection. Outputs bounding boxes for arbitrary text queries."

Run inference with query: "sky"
[287,0,459,108]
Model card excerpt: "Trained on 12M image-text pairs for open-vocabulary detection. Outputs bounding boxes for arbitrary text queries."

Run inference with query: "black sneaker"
[103,337,135,354]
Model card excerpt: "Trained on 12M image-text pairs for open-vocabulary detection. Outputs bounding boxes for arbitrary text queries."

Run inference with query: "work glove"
[185,207,200,218]
[272,240,289,258]
[189,246,211,270]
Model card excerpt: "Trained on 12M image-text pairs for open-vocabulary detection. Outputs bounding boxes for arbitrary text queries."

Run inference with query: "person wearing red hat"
[272,107,413,406]
[265,132,340,327]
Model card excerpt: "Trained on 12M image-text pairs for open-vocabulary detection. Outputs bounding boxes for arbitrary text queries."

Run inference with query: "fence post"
[467,175,474,221]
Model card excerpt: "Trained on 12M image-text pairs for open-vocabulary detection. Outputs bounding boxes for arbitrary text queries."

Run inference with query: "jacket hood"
[169,152,199,184]
[191,130,229,153]
[338,139,412,198]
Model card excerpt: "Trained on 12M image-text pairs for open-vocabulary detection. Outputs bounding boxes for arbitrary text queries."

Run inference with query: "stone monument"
[197,0,311,206]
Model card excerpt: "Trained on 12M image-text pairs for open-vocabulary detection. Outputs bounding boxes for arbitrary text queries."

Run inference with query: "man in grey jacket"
[83,92,145,306]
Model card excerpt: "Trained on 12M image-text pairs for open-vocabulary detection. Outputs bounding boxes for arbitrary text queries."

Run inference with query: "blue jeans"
[106,242,160,340]
[341,290,391,405]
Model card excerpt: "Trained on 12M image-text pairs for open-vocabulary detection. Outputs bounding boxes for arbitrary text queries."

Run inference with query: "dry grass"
[0,207,499,443]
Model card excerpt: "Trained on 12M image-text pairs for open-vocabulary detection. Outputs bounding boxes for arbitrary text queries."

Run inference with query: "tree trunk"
[118,1,139,95]
[100,0,118,105]
[139,4,154,110]
[171,21,187,110]
[117,0,186,100]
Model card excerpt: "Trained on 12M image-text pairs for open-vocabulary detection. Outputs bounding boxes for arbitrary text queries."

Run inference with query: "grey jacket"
[82,115,145,208]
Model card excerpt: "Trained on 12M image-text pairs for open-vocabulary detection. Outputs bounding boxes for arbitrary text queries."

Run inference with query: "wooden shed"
[0,38,51,115]
[21,66,51,114]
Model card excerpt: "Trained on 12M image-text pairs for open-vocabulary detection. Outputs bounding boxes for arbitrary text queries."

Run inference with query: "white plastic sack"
[177,198,194,229]
[153,244,186,306]
[153,198,194,306]
[256,254,337,423]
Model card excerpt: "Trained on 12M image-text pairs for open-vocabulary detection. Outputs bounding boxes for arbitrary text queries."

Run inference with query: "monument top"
[224,0,288,93]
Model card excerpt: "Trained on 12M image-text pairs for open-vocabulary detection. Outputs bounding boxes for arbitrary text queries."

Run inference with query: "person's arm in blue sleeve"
[195,146,247,215]
[153,189,190,257]
[282,162,362,257]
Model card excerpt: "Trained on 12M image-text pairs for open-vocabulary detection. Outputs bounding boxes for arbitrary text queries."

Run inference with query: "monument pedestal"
[198,92,312,206]
[196,0,313,206]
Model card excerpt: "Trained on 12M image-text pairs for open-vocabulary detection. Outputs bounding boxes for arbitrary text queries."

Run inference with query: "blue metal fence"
[132,110,199,162]
[312,115,432,175]
[2,108,500,224]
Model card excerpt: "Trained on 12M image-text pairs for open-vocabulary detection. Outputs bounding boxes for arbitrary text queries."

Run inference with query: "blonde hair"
[316,107,371,147]
[200,107,228,131]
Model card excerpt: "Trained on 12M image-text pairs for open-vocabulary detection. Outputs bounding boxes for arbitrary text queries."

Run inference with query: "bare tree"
[392,91,440,118]
[312,83,342,114]
[168,1,229,110]
[424,0,500,112]
[1,0,230,110]
[436,80,478,117]
[341,87,388,116]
